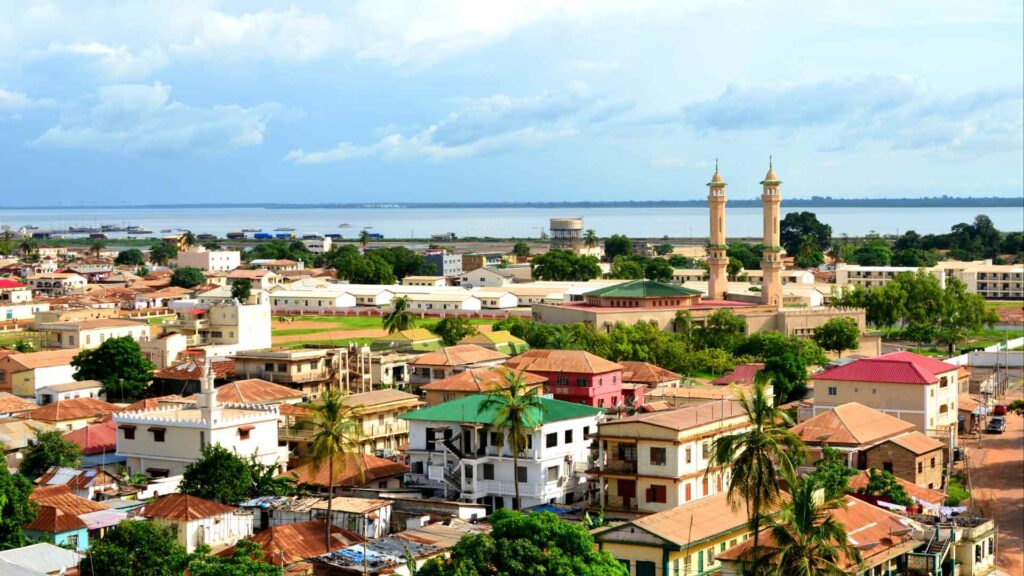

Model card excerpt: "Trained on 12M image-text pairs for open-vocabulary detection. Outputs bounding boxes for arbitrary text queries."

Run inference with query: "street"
[968,390,1024,575]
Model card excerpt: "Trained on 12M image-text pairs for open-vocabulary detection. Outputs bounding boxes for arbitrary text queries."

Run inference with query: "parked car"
[986,416,1006,434]
[953,446,965,462]
[993,403,1007,416]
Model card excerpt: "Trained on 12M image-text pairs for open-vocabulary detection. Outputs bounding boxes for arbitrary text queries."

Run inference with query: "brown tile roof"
[153,359,235,381]
[884,431,945,455]
[217,520,364,566]
[790,402,915,446]
[598,491,769,547]
[282,454,409,488]
[3,349,81,370]
[618,361,681,385]
[32,490,107,515]
[418,367,547,393]
[341,389,421,410]
[141,493,237,520]
[24,505,87,533]
[29,484,73,501]
[24,398,119,423]
[599,400,746,433]
[503,349,622,375]
[848,470,946,505]
[409,345,508,368]
[0,392,38,414]
[187,379,303,404]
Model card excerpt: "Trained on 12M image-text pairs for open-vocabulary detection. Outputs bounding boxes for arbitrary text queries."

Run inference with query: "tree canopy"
[186,540,282,576]
[0,470,36,549]
[71,336,155,402]
[115,248,146,266]
[530,250,600,281]
[148,242,178,266]
[171,267,206,288]
[231,278,252,302]
[430,316,478,346]
[780,211,832,256]
[179,444,254,504]
[246,239,315,267]
[813,317,861,358]
[417,509,627,576]
[806,445,857,499]
[856,468,913,506]
[512,241,531,257]
[19,429,83,480]
[603,234,631,261]
[81,519,190,576]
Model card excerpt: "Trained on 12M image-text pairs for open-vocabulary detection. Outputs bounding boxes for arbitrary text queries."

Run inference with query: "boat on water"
[338,223,352,228]
[127,226,153,234]
[226,232,245,239]
[160,229,174,233]
[242,228,262,233]
[274,227,296,231]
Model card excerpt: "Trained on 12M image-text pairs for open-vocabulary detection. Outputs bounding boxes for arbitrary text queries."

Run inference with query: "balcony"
[239,369,332,384]
[466,479,564,498]
[601,459,638,474]
[164,317,209,330]
[362,422,409,438]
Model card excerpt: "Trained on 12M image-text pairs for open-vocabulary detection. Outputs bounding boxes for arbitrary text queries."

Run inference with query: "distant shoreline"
[1,196,1022,210]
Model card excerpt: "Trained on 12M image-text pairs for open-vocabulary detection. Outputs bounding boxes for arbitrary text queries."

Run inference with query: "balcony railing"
[602,459,638,474]
[465,479,563,498]
[362,422,408,438]
[237,370,332,384]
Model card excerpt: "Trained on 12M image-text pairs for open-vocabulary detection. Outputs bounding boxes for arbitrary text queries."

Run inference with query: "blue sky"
[0,0,1021,205]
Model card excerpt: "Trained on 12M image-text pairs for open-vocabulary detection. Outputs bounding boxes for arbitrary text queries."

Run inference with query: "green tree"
[171,266,206,288]
[0,470,37,549]
[179,444,254,504]
[668,254,698,268]
[780,211,832,256]
[688,347,734,376]
[512,241,531,257]
[607,256,644,280]
[308,389,364,550]
[230,278,252,303]
[856,468,913,506]
[480,370,546,510]
[794,234,826,269]
[89,239,106,258]
[246,239,315,267]
[1007,399,1024,417]
[531,250,601,281]
[12,339,33,353]
[115,248,146,266]
[17,238,39,260]
[148,241,178,266]
[20,429,83,480]
[81,519,190,576]
[813,317,861,358]
[417,509,627,576]
[806,445,856,500]
[758,475,861,576]
[603,234,631,261]
[71,336,155,402]
[358,229,370,249]
[738,331,826,402]
[706,379,805,554]
[431,316,478,346]
[697,309,747,352]
[727,256,746,280]
[187,540,282,576]
[727,243,764,270]
[850,233,892,266]
[248,455,296,497]
[643,257,674,282]
[655,243,674,256]
[383,295,416,334]
[936,277,998,354]
[182,231,198,249]
[891,247,940,267]
[583,229,599,249]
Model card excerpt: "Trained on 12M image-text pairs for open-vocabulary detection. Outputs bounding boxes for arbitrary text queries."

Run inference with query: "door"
[617,479,637,509]
[636,561,656,576]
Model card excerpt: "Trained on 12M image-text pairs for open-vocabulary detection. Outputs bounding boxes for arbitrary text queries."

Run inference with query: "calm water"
[0,205,1020,239]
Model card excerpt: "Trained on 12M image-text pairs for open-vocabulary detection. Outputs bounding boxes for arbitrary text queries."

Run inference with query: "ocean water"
[0,205,1019,240]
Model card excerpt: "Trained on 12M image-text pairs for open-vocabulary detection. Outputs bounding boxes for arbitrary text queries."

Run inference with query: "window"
[277,363,287,372]
[464,464,473,479]
[547,465,559,482]
[238,427,252,441]
[66,534,79,549]
[918,462,923,473]
[517,466,527,483]
[546,432,558,448]
[707,547,715,565]
[119,425,136,440]
[827,386,838,396]
[583,426,590,437]
[645,484,667,504]
[701,441,710,459]
[930,457,936,468]
[650,447,667,466]
[883,461,893,473]
[150,428,166,442]
[940,376,949,388]
[482,464,495,480]
[685,446,692,464]
[575,377,588,387]
[489,431,499,446]
[564,429,573,444]
[555,376,569,386]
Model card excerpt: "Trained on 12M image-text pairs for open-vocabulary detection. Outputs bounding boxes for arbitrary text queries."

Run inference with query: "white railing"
[468,479,562,498]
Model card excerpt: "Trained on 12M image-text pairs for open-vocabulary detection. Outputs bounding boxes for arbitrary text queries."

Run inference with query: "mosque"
[532,162,870,342]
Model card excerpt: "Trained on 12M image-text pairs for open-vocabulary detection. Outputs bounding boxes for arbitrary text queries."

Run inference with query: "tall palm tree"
[307,388,364,551]
[182,231,198,249]
[706,377,805,555]
[358,230,371,250]
[479,369,546,510]
[18,238,38,259]
[90,240,105,259]
[382,296,415,334]
[584,229,598,249]
[758,475,861,576]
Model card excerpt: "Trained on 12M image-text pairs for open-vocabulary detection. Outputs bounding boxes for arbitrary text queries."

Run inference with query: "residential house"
[401,394,602,511]
[226,268,280,290]
[0,418,56,470]
[847,470,947,512]
[27,273,87,297]
[370,329,443,353]
[466,290,519,309]
[408,344,509,389]
[619,361,681,389]
[710,363,764,386]
[149,358,236,397]
[36,380,103,404]
[460,253,503,271]
[23,398,119,432]
[812,351,960,437]
[458,267,514,288]
[161,293,272,353]
[37,318,150,350]
[63,420,122,470]
[457,330,529,354]
[174,246,241,272]
[0,278,39,319]
[270,288,356,310]
[217,519,363,572]
[591,401,749,515]
[402,276,448,287]
[231,348,356,399]
[343,389,422,455]
[132,286,194,309]
[141,493,253,553]
[593,492,762,576]
[302,236,333,254]
[0,543,80,575]
[139,332,189,368]
[34,467,119,501]
[863,433,946,490]
[0,393,37,417]
[65,263,113,283]
[282,453,409,494]
[404,293,482,312]
[418,367,546,406]
[22,506,90,552]
[200,378,306,405]
[423,251,463,278]
[114,360,285,478]
[504,349,626,409]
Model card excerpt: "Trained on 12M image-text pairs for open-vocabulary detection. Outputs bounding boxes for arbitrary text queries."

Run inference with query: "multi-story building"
[301,236,332,255]
[343,389,422,456]
[460,253,503,272]
[504,349,626,409]
[812,351,959,438]
[836,261,1023,300]
[160,293,272,355]
[590,400,749,515]
[173,246,241,272]
[958,264,1023,300]
[401,394,602,512]
[230,348,366,399]
[27,273,88,296]
[37,318,150,350]
[423,250,463,278]
[835,263,944,288]
[418,367,547,406]
[408,344,509,390]
[0,278,32,305]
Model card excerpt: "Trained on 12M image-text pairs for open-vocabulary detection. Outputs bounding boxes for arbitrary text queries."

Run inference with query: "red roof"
[63,421,117,455]
[814,352,958,385]
[0,279,26,289]
[282,454,408,488]
[141,493,237,520]
[710,363,764,386]
[179,308,207,315]
[153,359,235,381]
[24,505,87,533]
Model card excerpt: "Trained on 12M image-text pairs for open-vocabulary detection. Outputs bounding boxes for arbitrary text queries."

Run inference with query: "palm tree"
[307,389,364,550]
[358,230,370,250]
[706,377,805,556]
[758,475,861,576]
[18,238,38,259]
[182,231,197,249]
[584,229,598,249]
[90,239,105,259]
[479,369,546,510]
[382,296,415,334]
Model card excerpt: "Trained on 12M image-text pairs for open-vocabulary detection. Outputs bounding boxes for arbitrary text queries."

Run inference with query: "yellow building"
[342,389,422,455]
[591,401,750,516]
[593,491,758,576]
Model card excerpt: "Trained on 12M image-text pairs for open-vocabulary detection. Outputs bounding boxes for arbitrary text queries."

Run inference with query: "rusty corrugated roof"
[141,493,237,520]
[217,520,364,566]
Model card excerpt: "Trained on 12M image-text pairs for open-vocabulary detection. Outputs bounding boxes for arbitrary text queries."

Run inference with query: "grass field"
[147,315,174,325]
[0,331,47,349]
[985,300,1023,309]
[280,337,376,349]
[280,315,494,329]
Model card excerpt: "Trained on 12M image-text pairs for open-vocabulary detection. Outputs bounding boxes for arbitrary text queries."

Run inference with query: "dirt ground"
[968,388,1024,575]
[270,320,492,344]
[994,306,1023,325]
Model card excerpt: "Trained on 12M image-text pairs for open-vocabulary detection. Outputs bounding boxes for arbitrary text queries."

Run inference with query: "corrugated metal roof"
[409,345,508,368]
[281,454,408,488]
[217,520,364,566]
[23,506,87,533]
[814,351,958,385]
[141,493,237,520]
[26,398,118,423]
[504,349,622,375]
[790,402,916,446]
[619,361,682,385]
[400,394,602,425]
[419,367,547,393]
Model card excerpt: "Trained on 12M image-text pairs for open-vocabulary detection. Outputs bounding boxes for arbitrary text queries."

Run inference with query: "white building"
[405,293,481,312]
[164,289,272,354]
[173,246,241,272]
[37,318,151,350]
[36,380,103,405]
[467,290,520,309]
[269,288,356,310]
[459,267,515,288]
[302,236,332,254]
[401,394,602,512]
[141,493,253,553]
[113,359,285,478]
[27,273,87,297]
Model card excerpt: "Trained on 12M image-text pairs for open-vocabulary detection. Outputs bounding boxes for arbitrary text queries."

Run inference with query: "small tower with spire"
[707,160,729,300]
[760,157,783,308]
[195,357,221,423]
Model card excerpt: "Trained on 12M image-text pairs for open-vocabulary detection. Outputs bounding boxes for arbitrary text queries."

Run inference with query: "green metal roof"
[399,394,602,425]
[584,279,702,298]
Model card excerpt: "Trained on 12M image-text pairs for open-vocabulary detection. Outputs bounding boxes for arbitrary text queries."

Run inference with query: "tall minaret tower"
[196,357,221,423]
[760,158,783,308]
[707,160,729,300]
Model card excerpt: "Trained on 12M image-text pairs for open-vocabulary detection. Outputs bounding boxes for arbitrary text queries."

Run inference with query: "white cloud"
[43,42,168,78]
[31,82,282,154]
[0,88,39,111]
[285,83,631,164]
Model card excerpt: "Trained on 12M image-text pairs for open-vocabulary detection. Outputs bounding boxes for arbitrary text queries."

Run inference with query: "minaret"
[707,160,729,300]
[760,158,783,308]
[196,357,221,423]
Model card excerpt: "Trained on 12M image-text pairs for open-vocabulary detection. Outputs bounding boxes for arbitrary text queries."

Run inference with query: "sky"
[0,0,1022,206]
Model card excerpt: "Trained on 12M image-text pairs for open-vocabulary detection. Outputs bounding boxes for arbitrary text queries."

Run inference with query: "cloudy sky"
[0,0,1021,205]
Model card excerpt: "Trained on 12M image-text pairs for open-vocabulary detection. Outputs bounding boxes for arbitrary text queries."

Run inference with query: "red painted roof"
[710,363,764,386]
[0,279,26,289]
[63,421,117,455]
[814,351,958,385]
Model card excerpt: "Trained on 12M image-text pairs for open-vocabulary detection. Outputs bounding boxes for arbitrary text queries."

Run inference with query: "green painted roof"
[399,394,602,425]
[584,279,702,298]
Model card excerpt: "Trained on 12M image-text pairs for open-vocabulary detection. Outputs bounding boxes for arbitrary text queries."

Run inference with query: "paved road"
[969,390,1024,575]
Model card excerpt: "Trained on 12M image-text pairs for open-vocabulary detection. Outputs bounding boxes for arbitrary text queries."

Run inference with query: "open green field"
[985,300,1023,309]
[280,315,493,329]
[280,337,376,350]
[0,331,47,349]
